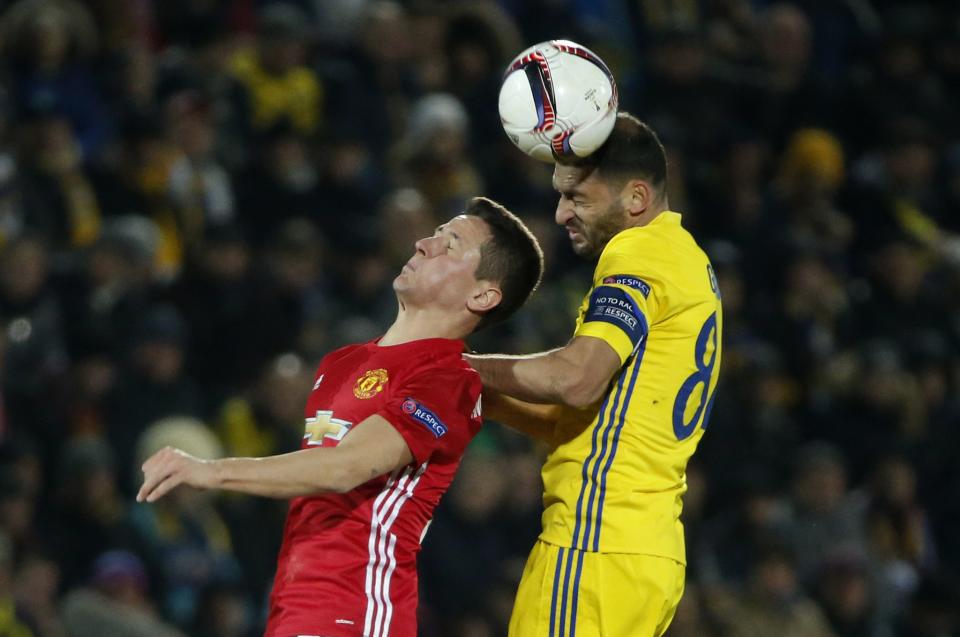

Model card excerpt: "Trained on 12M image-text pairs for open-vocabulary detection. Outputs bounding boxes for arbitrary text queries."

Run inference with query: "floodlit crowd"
[0,1,957,636]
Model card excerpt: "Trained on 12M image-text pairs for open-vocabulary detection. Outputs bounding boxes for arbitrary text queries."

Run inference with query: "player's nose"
[414,236,440,257]
[555,199,574,226]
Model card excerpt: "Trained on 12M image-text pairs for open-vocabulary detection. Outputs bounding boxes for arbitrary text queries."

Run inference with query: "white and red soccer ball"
[498,40,618,162]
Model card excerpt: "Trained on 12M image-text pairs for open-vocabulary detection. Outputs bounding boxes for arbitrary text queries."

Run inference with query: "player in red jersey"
[137,197,543,637]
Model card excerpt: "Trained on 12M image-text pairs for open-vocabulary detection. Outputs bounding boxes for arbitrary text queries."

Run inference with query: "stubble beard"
[571,200,627,259]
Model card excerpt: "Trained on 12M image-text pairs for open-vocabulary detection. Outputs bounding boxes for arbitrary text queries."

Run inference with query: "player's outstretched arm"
[482,389,599,443]
[136,415,414,503]
[482,389,560,443]
[466,336,621,410]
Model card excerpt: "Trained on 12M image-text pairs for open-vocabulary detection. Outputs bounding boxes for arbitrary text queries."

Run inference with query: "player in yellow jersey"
[466,113,721,637]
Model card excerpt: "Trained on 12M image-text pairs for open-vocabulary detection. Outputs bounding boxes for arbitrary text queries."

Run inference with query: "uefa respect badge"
[402,398,448,438]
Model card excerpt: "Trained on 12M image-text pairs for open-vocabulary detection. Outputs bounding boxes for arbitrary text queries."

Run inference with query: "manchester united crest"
[354,368,388,399]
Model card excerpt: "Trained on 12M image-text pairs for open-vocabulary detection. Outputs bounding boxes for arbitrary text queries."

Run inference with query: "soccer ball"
[498,40,618,162]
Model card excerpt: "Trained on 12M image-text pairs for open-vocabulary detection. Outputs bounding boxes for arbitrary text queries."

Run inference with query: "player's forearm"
[467,350,563,403]
[468,349,597,408]
[213,449,356,498]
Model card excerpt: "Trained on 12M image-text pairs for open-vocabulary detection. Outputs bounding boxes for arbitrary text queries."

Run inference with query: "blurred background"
[0,0,957,636]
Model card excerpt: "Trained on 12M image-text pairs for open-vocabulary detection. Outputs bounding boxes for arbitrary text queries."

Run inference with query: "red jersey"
[265,337,482,637]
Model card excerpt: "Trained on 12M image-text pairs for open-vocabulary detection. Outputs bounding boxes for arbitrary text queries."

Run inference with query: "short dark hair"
[464,197,544,331]
[568,111,668,193]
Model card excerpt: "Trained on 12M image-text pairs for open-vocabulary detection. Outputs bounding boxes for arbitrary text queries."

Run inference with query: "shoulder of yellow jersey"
[594,212,713,321]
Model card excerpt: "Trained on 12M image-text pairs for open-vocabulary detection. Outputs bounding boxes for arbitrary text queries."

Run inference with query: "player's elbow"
[324,455,383,494]
[301,453,357,494]
[326,480,356,495]
[323,465,364,494]
[552,340,622,409]
[558,375,607,409]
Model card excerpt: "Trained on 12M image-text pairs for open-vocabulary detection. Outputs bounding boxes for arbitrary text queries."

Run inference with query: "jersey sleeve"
[574,234,662,365]
[377,368,482,465]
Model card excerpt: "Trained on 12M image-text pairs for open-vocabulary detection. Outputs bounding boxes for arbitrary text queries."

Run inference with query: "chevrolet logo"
[304,410,353,445]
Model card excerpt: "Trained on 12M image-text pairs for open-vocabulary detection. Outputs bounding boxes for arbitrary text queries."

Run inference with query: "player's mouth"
[403,260,417,272]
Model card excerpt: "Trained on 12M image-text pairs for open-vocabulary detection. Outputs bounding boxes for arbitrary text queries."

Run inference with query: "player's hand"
[137,446,219,503]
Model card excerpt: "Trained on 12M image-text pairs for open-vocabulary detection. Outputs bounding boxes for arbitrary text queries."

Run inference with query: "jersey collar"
[650,210,682,226]
[371,336,466,354]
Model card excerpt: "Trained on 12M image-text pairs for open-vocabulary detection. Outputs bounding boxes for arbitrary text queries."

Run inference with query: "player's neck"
[379,305,469,346]
[629,203,669,229]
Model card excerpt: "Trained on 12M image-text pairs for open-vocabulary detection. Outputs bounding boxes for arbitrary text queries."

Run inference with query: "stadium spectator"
[0,1,955,634]
[60,550,183,637]
[229,5,320,140]
[713,546,837,637]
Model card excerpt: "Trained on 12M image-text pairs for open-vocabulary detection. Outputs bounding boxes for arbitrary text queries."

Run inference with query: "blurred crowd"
[0,0,957,636]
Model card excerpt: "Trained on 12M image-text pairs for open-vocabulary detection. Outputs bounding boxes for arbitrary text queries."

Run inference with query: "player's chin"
[570,237,594,258]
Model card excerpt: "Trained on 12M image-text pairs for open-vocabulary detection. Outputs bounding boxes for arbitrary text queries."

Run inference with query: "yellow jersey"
[540,211,722,563]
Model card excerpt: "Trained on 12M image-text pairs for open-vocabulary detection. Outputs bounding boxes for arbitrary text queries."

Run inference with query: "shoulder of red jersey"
[399,364,481,402]
[396,342,479,385]
[318,342,366,367]
[378,364,483,465]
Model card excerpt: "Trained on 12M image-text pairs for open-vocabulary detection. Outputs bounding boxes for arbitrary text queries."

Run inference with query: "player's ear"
[467,283,502,314]
[623,179,653,217]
